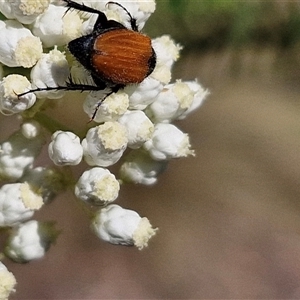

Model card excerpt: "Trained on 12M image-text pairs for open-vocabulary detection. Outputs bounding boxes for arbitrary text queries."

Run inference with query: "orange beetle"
[19,0,156,120]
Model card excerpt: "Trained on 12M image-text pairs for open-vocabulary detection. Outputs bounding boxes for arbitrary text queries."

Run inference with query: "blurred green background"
[148,0,300,50]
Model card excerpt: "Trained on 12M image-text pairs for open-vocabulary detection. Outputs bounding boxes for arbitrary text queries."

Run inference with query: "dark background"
[1,0,300,298]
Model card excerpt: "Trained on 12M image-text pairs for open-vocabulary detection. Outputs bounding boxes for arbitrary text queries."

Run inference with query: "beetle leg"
[62,0,108,30]
[17,83,106,98]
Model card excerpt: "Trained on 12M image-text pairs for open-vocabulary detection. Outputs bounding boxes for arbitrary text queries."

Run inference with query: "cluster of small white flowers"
[0,0,208,297]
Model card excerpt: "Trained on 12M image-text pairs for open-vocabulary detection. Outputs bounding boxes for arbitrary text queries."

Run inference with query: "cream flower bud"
[91,204,157,249]
[5,220,60,263]
[118,110,154,149]
[33,4,82,48]
[0,131,44,181]
[177,80,210,120]
[151,35,182,84]
[119,149,168,185]
[125,77,163,110]
[75,167,120,205]
[0,262,16,300]
[0,183,44,227]
[21,120,41,139]
[48,131,83,166]
[0,74,36,115]
[145,80,195,123]
[83,91,129,123]
[0,0,51,24]
[0,20,42,68]
[143,123,195,160]
[82,122,128,167]
[152,35,182,68]
[30,47,70,99]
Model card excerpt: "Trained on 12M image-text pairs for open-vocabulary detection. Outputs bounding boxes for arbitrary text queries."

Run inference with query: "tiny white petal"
[48,131,83,166]
[0,262,17,300]
[143,123,195,160]
[119,149,168,185]
[118,110,154,149]
[5,220,59,263]
[0,74,36,115]
[75,167,120,205]
[82,122,128,167]
[91,204,157,249]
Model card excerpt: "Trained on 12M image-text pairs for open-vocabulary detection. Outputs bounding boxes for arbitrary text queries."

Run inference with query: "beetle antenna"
[106,1,138,31]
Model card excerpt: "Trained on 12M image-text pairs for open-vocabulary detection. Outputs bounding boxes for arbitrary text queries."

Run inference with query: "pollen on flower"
[20,182,44,210]
[178,135,195,157]
[2,74,31,97]
[93,175,120,203]
[173,80,195,109]
[0,266,16,300]
[19,0,50,16]
[133,217,158,250]
[97,122,128,151]
[62,10,84,42]
[14,36,42,68]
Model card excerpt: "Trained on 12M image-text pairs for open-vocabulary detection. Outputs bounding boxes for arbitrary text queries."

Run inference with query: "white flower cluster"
[0,0,208,296]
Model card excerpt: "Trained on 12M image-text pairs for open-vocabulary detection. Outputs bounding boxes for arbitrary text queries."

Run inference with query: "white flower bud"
[0,20,42,68]
[33,4,82,48]
[83,91,129,122]
[118,110,154,149]
[152,35,182,68]
[0,131,44,181]
[143,123,195,160]
[104,0,155,30]
[119,149,168,185]
[0,183,44,227]
[5,220,59,263]
[0,0,51,24]
[48,131,83,166]
[0,74,36,115]
[75,167,120,205]
[30,47,70,99]
[21,166,68,203]
[151,35,182,84]
[124,77,163,110]
[82,122,128,167]
[145,80,195,123]
[177,80,210,120]
[91,204,157,249]
[0,262,16,300]
[21,120,41,139]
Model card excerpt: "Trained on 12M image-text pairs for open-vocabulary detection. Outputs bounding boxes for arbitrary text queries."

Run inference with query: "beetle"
[18,0,157,120]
